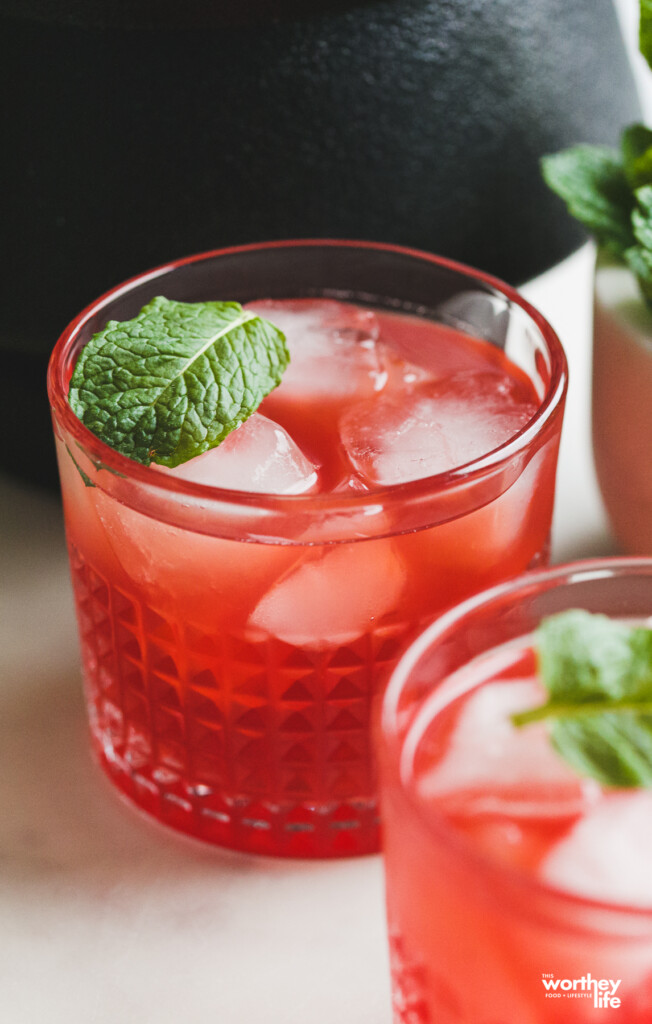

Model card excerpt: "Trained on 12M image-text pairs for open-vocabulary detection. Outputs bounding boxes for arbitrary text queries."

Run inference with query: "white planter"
[593,253,652,552]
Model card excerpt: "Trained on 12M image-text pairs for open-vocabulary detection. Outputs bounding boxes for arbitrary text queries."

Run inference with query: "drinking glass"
[48,239,566,857]
[380,557,652,1020]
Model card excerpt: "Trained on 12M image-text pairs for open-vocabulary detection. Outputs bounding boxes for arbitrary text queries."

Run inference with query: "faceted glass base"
[70,545,408,857]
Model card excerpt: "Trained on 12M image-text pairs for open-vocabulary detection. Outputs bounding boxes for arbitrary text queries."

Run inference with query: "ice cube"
[541,792,652,906]
[417,681,598,819]
[340,373,538,486]
[398,444,554,592]
[248,535,406,647]
[376,314,478,388]
[245,298,388,400]
[158,413,318,495]
[94,494,302,629]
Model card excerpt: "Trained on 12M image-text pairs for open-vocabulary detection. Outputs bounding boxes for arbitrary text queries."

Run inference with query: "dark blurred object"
[0,0,640,487]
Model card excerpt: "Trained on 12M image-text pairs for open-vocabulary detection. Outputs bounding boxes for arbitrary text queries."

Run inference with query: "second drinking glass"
[379,558,652,1020]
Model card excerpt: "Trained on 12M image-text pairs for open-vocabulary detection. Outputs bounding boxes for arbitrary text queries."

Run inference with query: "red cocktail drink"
[48,240,566,857]
[380,559,652,1020]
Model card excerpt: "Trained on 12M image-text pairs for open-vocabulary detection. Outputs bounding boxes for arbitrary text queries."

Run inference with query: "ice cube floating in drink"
[380,558,652,1020]
[47,240,567,857]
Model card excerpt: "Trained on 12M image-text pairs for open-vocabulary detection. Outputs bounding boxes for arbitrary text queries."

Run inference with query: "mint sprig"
[513,610,652,788]
[68,297,290,467]
[542,126,652,308]
[541,146,635,259]
[543,2,652,307]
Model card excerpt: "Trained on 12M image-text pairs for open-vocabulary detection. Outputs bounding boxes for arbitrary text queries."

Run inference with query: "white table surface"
[2,0,644,1018]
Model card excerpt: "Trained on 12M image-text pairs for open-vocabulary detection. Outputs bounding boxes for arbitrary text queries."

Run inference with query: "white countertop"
[2,0,645,1014]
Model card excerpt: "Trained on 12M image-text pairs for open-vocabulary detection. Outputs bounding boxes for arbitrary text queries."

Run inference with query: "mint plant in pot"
[544,3,652,553]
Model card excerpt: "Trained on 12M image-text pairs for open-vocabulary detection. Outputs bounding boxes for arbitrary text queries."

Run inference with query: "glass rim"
[381,555,652,921]
[47,237,568,517]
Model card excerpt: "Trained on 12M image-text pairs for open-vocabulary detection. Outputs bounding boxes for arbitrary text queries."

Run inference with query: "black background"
[0,0,641,485]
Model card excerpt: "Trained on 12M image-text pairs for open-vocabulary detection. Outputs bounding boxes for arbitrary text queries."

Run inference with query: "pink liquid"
[55,299,560,856]
[384,642,652,1021]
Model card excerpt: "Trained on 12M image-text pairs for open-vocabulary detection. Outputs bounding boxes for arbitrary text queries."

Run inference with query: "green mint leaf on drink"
[540,145,635,259]
[512,610,652,788]
[65,445,97,488]
[68,297,290,467]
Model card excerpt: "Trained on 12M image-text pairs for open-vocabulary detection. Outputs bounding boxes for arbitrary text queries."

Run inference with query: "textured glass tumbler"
[380,558,652,1021]
[47,240,566,857]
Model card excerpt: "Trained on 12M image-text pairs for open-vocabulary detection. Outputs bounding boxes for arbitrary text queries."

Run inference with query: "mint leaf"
[641,0,652,68]
[541,146,635,258]
[512,611,652,788]
[65,445,96,488]
[621,124,652,190]
[68,297,290,467]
